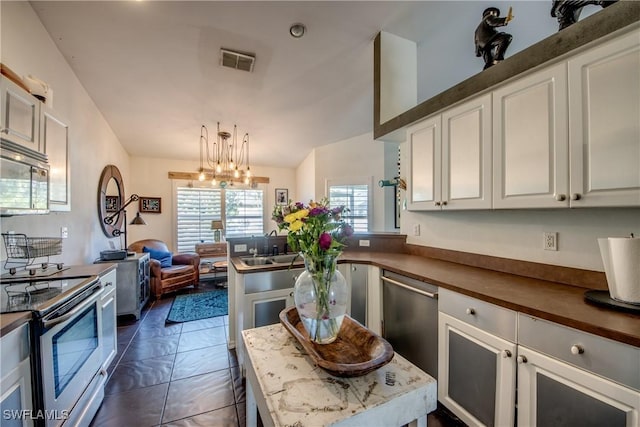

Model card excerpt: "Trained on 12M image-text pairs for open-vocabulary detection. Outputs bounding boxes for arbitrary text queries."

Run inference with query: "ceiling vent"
[220,48,255,72]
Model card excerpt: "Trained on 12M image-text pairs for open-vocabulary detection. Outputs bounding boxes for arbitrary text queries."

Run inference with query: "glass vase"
[293,253,349,344]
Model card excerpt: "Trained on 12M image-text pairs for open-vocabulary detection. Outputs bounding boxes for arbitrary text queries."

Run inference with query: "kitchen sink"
[240,256,273,266]
[269,254,301,264]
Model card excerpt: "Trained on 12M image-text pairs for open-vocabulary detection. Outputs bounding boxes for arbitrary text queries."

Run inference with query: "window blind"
[176,187,222,253]
[328,184,369,232]
[176,187,264,252]
[225,189,264,237]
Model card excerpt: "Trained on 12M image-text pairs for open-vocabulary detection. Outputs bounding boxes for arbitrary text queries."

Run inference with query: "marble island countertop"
[231,251,640,347]
[242,324,437,427]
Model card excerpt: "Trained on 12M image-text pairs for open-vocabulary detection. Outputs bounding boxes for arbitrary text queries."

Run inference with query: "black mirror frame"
[98,164,124,238]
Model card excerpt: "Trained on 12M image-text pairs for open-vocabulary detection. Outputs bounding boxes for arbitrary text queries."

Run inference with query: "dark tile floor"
[90,281,463,427]
[90,281,245,427]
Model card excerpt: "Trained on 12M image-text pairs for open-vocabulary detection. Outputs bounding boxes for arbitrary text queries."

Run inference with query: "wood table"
[242,324,437,427]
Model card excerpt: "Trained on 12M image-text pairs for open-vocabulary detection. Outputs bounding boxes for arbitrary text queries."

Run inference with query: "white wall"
[127,156,296,251]
[0,2,130,267]
[296,150,316,204]
[414,1,601,103]
[312,132,390,232]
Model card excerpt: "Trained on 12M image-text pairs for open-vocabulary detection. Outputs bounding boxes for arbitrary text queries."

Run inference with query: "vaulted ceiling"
[31,1,441,169]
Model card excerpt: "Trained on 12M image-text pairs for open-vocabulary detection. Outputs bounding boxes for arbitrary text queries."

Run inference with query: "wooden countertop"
[232,252,640,347]
[0,263,117,337]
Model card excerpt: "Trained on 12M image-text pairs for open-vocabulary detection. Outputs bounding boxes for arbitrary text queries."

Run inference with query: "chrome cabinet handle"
[380,276,438,299]
[555,194,567,201]
[570,345,585,355]
[517,355,528,364]
[466,308,475,315]
[42,284,103,328]
[571,193,582,201]
[502,349,512,358]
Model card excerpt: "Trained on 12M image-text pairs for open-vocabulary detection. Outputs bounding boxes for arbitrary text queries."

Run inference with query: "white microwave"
[0,139,49,216]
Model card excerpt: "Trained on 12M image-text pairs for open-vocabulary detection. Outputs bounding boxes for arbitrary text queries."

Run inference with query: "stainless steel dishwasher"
[381,270,438,380]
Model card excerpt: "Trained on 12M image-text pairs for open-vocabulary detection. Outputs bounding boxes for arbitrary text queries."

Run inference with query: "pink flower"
[319,232,332,250]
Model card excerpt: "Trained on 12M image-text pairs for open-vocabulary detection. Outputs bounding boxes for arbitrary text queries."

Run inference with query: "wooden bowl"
[279,306,394,377]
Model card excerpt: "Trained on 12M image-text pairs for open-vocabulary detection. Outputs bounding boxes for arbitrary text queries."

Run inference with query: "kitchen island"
[242,323,437,427]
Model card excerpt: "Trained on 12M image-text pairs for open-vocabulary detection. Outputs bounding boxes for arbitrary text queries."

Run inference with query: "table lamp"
[211,220,224,242]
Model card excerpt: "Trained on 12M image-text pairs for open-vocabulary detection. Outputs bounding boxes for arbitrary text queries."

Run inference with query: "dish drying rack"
[2,233,64,275]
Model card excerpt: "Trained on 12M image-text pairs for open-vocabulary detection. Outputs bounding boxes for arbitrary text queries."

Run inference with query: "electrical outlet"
[413,224,420,236]
[543,232,558,251]
[234,244,247,252]
[359,239,370,247]
[61,227,68,239]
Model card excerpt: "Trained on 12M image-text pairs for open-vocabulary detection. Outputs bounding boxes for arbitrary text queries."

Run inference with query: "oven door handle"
[381,276,438,299]
[42,283,103,329]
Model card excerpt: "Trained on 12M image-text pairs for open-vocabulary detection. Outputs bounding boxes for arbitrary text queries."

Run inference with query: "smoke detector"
[220,48,255,72]
[289,23,306,38]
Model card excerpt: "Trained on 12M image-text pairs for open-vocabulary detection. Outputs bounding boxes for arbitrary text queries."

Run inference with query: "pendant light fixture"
[198,122,252,186]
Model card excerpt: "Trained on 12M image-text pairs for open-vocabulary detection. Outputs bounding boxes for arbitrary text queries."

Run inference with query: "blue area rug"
[166,289,228,323]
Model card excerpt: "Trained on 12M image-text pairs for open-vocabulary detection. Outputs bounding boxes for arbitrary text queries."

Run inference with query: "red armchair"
[128,239,200,298]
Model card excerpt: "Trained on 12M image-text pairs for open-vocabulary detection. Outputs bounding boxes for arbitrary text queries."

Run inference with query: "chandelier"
[198,122,251,186]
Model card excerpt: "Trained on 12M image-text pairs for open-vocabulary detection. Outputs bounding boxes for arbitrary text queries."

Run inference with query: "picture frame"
[105,195,119,213]
[275,188,288,206]
[140,197,162,213]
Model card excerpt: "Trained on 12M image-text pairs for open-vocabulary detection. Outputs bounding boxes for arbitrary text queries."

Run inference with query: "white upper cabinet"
[407,114,441,211]
[1,77,41,153]
[442,93,492,210]
[568,29,640,207]
[493,63,569,209]
[42,106,70,211]
[408,94,491,211]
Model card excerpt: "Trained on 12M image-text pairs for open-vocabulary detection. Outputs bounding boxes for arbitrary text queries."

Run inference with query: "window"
[176,186,263,252]
[225,189,264,238]
[328,181,370,232]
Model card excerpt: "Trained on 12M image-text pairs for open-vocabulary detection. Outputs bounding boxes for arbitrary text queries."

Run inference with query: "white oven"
[32,279,106,427]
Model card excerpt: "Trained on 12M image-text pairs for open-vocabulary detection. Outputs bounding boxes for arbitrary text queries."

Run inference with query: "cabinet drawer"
[519,314,640,391]
[439,288,516,342]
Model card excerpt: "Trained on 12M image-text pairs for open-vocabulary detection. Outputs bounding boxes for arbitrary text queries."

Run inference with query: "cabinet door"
[438,312,516,427]
[344,264,367,326]
[517,346,639,427]
[42,107,70,211]
[246,288,294,328]
[0,324,33,427]
[407,115,441,210]
[442,93,492,209]
[0,77,41,153]
[493,63,569,209]
[568,29,640,207]
[100,273,117,370]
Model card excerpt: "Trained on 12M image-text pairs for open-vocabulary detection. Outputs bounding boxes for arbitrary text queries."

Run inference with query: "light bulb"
[229,160,235,170]
[246,167,251,177]
[216,163,222,173]
[198,171,205,181]
[211,177,217,186]
[244,176,250,185]
[234,168,240,178]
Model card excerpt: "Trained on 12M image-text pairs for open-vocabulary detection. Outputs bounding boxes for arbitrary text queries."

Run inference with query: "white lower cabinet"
[100,269,118,370]
[245,288,294,328]
[517,314,640,427]
[0,323,33,427]
[438,289,640,427]
[438,288,517,427]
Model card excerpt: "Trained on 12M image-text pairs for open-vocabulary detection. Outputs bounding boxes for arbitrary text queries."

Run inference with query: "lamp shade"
[211,220,224,230]
[130,212,146,225]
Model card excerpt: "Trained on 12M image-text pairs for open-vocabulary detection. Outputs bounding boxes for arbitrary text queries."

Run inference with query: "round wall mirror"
[98,165,124,237]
